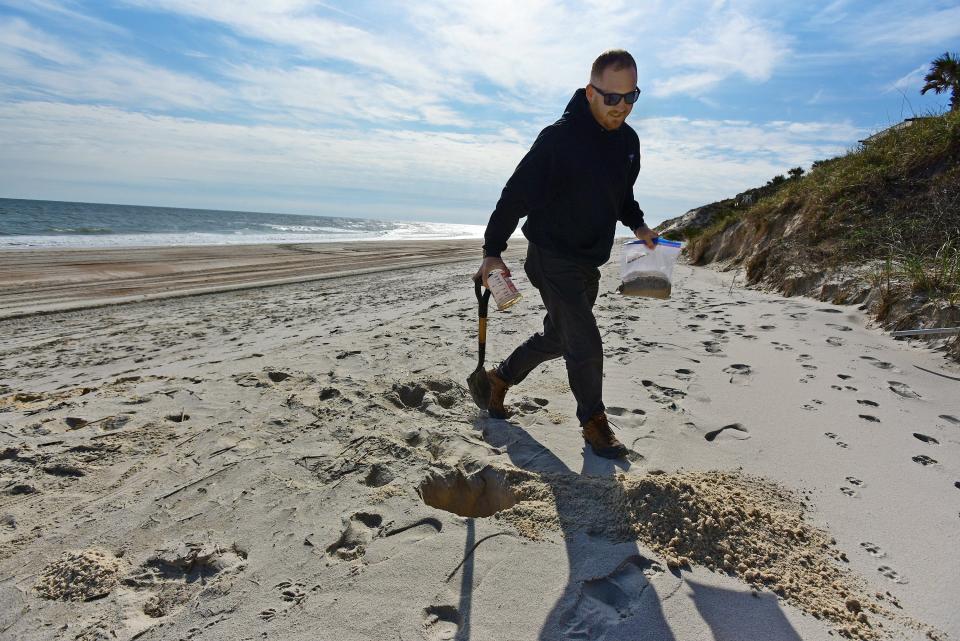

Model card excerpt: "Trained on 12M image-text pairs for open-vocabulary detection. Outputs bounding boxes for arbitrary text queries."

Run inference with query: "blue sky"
[0,1,957,227]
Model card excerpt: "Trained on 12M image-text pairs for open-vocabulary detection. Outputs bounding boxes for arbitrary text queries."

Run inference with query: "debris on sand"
[34,548,126,601]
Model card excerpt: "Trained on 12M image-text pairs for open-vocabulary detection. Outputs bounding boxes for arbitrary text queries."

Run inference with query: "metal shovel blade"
[467,365,491,409]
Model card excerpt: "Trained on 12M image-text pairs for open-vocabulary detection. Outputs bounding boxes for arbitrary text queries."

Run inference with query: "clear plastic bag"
[618,238,683,299]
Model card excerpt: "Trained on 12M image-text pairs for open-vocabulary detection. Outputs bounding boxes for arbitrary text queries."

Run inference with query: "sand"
[619,272,672,299]
[1,239,958,641]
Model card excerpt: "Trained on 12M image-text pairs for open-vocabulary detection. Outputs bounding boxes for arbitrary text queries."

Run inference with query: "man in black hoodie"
[474,49,658,459]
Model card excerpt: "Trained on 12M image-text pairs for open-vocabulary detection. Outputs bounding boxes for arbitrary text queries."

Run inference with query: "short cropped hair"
[590,50,637,81]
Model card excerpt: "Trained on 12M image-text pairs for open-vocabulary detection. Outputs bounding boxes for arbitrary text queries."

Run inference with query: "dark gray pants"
[495,242,605,425]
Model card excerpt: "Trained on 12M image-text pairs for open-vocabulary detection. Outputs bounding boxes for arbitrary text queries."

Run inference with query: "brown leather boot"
[486,369,510,419]
[581,411,628,459]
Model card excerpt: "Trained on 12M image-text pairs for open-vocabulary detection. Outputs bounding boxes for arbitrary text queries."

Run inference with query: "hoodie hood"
[562,87,624,136]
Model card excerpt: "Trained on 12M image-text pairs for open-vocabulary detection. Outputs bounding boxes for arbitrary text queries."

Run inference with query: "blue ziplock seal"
[624,238,683,248]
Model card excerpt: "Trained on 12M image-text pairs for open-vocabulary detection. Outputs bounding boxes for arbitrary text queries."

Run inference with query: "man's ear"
[585,84,594,100]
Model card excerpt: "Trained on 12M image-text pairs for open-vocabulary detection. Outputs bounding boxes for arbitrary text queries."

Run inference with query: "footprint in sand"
[860,356,898,371]
[846,476,864,486]
[701,340,723,354]
[275,580,307,605]
[938,415,959,426]
[824,433,849,449]
[796,354,813,362]
[423,605,461,641]
[888,381,921,399]
[259,608,277,621]
[326,512,383,561]
[563,555,664,640]
[837,374,853,380]
[826,337,845,347]
[857,399,879,407]
[363,463,396,488]
[840,486,858,497]
[704,423,749,442]
[860,542,886,558]
[818,308,843,314]
[639,381,686,411]
[607,406,646,417]
[913,433,939,445]
[759,325,776,331]
[722,363,752,384]
[911,455,937,466]
[801,364,818,370]
[826,323,852,331]
[878,565,908,584]
[858,415,881,423]
[673,368,695,381]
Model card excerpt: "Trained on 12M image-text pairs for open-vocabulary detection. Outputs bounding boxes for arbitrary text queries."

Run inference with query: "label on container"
[487,270,522,311]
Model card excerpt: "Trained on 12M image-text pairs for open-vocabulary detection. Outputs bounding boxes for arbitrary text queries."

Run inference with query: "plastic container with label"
[487,269,522,310]
[618,238,684,299]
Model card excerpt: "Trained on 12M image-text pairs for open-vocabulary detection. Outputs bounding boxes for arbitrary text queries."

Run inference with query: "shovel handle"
[473,276,491,363]
[473,276,491,318]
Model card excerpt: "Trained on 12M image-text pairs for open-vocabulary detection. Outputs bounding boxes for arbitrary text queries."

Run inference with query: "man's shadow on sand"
[459,415,803,641]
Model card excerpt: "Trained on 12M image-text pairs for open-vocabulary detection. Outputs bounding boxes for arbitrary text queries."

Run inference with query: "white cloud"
[119,1,458,94]
[888,64,929,94]
[650,72,725,98]
[0,0,125,33]
[653,9,790,97]
[857,5,960,47]
[0,1,911,226]
[0,101,522,220]
[0,18,229,111]
[0,101,865,225]
[807,0,850,27]
[0,15,79,64]
[629,115,863,212]
[223,64,470,127]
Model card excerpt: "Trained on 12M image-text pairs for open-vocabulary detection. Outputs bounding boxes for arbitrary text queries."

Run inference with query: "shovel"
[466,275,492,409]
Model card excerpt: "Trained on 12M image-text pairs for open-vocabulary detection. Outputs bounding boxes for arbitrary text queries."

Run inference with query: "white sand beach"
[1,239,958,641]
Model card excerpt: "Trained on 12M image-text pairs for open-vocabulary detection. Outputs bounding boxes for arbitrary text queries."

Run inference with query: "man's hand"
[474,256,510,289]
[634,225,659,249]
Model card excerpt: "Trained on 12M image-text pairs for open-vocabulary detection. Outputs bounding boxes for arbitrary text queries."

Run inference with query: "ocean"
[0,198,489,249]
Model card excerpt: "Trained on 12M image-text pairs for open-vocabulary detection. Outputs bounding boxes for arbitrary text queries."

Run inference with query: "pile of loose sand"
[493,468,888,640]
[34,548,126,602]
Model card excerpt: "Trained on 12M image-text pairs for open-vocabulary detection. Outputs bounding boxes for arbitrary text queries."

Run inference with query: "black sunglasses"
[590,84,641,106]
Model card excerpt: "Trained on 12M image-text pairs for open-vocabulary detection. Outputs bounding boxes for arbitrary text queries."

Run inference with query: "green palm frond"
[920,52,960,110]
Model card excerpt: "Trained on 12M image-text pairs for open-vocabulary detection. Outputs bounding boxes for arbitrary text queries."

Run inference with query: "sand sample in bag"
[618,271,672,298]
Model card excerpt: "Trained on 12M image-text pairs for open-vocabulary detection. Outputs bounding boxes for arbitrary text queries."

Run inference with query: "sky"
[0,1,957,228]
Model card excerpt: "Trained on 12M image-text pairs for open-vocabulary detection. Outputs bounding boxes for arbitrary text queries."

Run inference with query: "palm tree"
[921,52,960,112]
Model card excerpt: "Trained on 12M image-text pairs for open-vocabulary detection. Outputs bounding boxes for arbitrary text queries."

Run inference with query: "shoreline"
[0,239,529,321]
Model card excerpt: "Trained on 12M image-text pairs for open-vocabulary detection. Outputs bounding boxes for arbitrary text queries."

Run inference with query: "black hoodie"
[482,88,646,267]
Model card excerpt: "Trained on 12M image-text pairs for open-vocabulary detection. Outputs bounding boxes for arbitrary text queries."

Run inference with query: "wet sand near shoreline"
[0,239,516,319]
[0,241,957,640]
